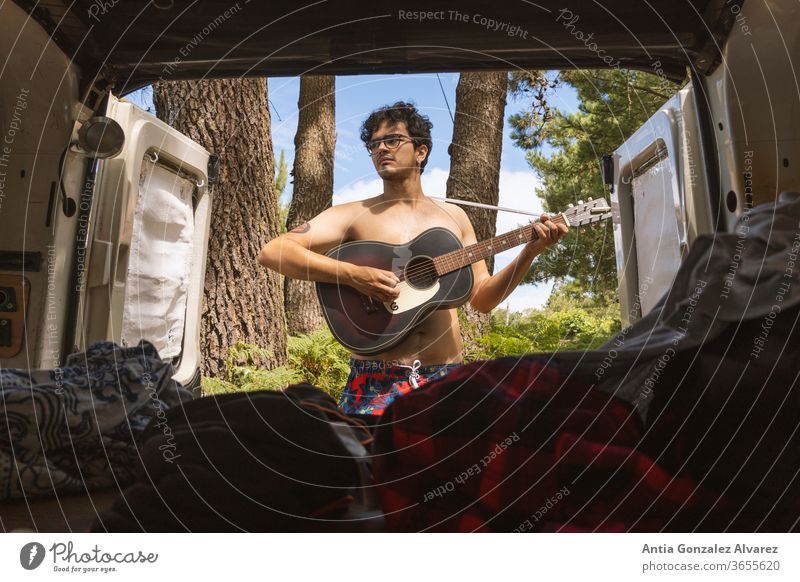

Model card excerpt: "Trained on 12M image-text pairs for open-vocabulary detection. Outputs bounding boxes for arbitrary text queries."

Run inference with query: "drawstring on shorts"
[397,359,422,388]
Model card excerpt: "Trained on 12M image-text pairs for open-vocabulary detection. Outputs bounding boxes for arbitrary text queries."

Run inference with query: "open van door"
[611,83,713,324]
[0,1,211,391]
[611,0,800,326]
[77,95,212,390]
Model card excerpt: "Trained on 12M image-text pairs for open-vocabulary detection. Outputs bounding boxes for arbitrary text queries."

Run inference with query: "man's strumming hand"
[348,265,401,302]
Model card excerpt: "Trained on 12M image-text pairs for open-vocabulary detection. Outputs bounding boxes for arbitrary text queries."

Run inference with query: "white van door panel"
[613,85,712,324]
[82,96,211,387]
[631,152,684,315]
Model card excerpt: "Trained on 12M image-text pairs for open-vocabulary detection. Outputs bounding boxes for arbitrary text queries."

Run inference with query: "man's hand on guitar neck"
[466,211,569,314]
[524,213,569,254]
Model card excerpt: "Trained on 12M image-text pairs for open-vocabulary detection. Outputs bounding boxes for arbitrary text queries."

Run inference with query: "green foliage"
[275,149,291,235]
[201,341,299,395]
[285,329,352,403]
[468,284,621,361]
[201,294,620,398]
[509,69,681,297]
[200,330,350,402]
[469,332,533,361]
[200,376,239,396]
[545,279,619,313]
[274,149,288,196]
[278,201,290,234]
[507,71,561,149]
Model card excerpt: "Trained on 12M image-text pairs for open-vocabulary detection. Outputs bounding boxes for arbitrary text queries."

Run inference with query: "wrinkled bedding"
[0,341,191,501]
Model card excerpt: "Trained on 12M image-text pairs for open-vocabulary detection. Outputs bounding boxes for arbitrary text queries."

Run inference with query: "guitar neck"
[433,214,567,276]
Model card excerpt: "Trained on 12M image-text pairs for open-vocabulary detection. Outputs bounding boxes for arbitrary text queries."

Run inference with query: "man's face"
[368,121,428,179]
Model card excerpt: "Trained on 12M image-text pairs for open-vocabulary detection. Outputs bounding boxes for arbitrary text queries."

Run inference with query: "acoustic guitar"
[316,198,612,355]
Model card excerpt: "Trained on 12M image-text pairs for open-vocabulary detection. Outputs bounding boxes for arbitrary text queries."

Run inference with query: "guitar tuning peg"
[568,203,574,208]
[578,199,584,205]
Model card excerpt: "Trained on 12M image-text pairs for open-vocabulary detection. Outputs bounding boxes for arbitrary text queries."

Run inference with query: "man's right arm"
[257,204,400,302]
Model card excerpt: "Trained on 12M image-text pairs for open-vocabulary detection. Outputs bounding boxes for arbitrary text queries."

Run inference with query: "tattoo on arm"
[290,222,311,234]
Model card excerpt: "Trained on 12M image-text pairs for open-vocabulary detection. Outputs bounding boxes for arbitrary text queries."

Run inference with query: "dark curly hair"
[360,101,433,174]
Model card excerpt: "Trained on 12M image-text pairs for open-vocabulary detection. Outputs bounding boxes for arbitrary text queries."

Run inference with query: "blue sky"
[127,73,580,311]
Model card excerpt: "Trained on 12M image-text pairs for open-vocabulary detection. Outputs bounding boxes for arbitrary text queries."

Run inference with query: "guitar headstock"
[561,198,612,228]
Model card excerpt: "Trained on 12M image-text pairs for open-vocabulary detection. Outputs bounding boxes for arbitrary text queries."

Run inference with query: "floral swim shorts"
[338,357,462,416]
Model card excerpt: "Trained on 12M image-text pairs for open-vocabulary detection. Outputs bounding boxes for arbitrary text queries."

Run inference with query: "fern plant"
[286,330,351,402]
[200,331,350,401]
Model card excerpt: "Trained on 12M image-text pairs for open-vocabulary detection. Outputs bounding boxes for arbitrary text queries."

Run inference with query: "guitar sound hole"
[404,256,437,289]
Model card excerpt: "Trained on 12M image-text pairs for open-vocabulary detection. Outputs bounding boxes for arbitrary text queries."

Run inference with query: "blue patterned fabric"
[0,341,191,500]
[339,358,462,415]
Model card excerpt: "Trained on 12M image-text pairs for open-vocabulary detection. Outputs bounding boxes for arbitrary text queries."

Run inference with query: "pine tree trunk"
[285,75,336,335]
[153,78,287,377]
[446,71,508,351]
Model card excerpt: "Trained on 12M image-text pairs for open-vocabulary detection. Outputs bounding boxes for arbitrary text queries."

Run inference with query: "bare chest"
[348,205,462,245]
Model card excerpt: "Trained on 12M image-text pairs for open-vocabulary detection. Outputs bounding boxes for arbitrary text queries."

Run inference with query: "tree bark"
[285,75,336,335]
[446,71,508,350]
[153,78,286,377]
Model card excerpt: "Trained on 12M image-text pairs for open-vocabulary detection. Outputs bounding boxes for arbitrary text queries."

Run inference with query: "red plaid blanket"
[372,356,731,532]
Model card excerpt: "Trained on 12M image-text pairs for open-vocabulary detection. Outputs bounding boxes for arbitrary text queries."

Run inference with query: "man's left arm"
[463,212,568,314]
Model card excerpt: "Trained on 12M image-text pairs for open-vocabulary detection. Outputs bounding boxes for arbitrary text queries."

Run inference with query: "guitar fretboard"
[433,215,567,276]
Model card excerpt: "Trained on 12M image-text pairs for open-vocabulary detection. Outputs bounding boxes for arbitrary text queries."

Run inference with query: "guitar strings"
[390,218,561,282]
[381,207,601,284]
[388,213,580,283]
[388,228,525,282]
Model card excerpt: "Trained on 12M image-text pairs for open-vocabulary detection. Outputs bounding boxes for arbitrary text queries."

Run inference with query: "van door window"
[121,155,194,359]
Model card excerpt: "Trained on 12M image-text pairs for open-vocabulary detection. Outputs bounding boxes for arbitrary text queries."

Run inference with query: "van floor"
[0,488,119,532]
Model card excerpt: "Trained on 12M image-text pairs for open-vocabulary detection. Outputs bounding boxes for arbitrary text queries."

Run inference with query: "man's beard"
[379,163,416,180]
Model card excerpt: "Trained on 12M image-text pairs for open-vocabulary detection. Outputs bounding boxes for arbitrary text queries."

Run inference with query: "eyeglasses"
[366,134,415,154]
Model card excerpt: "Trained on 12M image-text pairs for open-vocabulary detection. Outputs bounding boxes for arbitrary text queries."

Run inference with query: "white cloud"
[499,280,555,312]
[331,166,551,311]
[493,171,551,312]
[421,167,450,195]
[496,170,545,232]
[333,176,384,205]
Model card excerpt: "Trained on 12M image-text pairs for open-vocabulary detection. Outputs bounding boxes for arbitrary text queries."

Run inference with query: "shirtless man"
[258,101,568,414]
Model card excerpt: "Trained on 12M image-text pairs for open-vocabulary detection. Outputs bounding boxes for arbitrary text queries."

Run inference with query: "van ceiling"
[15,0,739,93]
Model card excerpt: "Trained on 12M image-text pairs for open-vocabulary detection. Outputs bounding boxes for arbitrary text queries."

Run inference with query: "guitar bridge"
[361,295,381,314]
